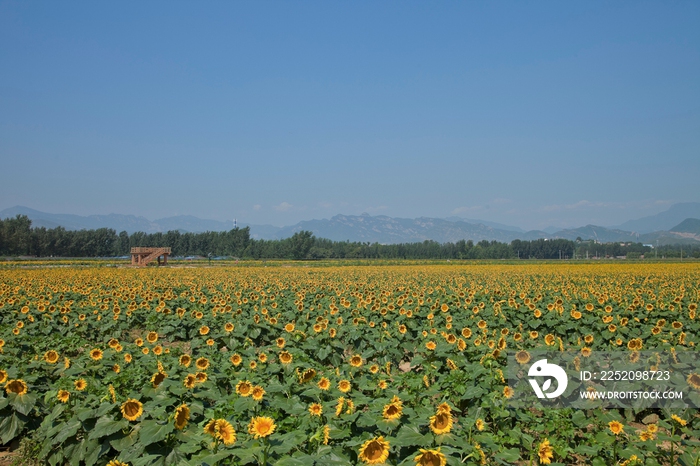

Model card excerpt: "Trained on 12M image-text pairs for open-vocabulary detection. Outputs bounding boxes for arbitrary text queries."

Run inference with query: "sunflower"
[195,372,207,383]
[608,421,624,435]
[174,404,190,430]
[639,431,654,441]
[236,380,253,396]
[252,386,265,401]
[179,354,192,367]
[382,402,402,420]
[151,372,167,388]
[5,379,28,396]
[338,380,351,393]
[687,373,700,390]
[90,348,103,361]
[230,353,242,366]
[199,325,210,335]
[477,320,487,329]
[414,447,446,466]
[146,332,158,343]
[75,379,87,391]
[503,386,514,399]
[44,350,59,364]
[581,347,592,357]
[671,414,687,426]
[107,461,129,466]
[475,418,485,431]
[515,350,530,364]
[57,389,70,403]
[195,357,209,371]
[285,323,295,332]
[249,361,257,370]
[323,424,330,445]
[124,353,132,363]
[530,331,538,339]
[153,345,164,355]
[224,322,235,332]
[276,337,285,348]
[204,419,218,436]
[248,416,276,439]
[358,436,390,464]
[309,403,323,416]
[112,364,121,374]
[300,368,316,383]
[425,341,436,351]
[216,419,237,445]
[335,397,345,416]
[429,410,452,435]
[446,359,458,371]
[121,399,143,421]
[318,377,330,390]
[346,398,355,414]
[279,351,293,364]
[350,354,363,367]
[538,438,554,464]
[544,334,556,346]
[184,374,197,389]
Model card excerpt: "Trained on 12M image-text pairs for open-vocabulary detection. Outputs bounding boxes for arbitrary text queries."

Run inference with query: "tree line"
[3,214,695,260]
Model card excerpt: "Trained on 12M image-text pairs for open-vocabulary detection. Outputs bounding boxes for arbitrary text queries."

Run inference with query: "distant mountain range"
[2,203,700,245]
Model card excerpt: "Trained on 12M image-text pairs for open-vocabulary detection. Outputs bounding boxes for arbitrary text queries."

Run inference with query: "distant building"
[643,244,654,248]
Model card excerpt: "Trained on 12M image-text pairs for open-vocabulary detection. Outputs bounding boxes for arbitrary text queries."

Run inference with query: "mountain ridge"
[2,205,699,245]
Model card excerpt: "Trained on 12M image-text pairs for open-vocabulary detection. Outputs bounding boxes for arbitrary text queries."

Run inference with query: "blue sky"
[1,1,698,230]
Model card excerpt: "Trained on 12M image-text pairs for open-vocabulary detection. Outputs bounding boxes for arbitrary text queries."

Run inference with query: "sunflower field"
[0,263,699,465]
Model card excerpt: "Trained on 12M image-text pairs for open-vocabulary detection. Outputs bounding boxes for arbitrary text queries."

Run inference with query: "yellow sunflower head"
[89,348,103,361]
[121,398,143,421]
[57,389,70,403]
[358,436,390,464]
[236,380,252,396]
[248,416,276,439]
[174,404,190,430]
[5,379,28,396]
[44,350,60,364]
[429,410,452,435]
[415,447,447,466]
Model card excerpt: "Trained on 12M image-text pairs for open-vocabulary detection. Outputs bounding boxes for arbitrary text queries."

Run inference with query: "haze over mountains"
[2,203,700,246]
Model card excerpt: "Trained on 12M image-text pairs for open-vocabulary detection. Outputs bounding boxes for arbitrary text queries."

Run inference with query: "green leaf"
[233,396,256,412]
[83,439,102,466]
[571,410,588,428]
[0,413,25,444]
[89,416,129,440]
[118,441,145,463]
[274,456,313,466]
[393,425,429,447]
[190,450,236,466]
[9,393,36,415]
[132,454,163,466]
[164,447,188,466]
[53,417,81,445]
[111,426,140,452]
[575,444,600,456]
[495,448,522,463]
[139,420,174,446]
